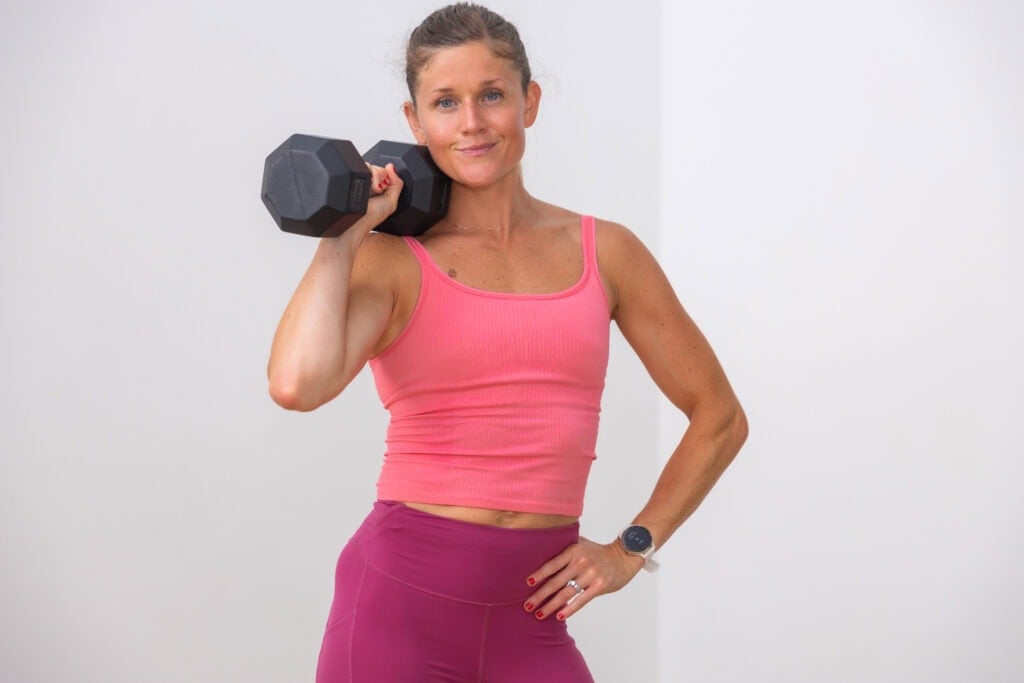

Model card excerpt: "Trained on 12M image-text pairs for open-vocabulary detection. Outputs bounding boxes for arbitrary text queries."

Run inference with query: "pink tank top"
[368,215,610,516]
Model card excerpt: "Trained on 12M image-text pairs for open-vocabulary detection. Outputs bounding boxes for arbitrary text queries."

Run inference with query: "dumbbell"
[261,134,451,237]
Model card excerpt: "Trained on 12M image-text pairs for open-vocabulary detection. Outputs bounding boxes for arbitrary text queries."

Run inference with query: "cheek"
[418,116,455,144]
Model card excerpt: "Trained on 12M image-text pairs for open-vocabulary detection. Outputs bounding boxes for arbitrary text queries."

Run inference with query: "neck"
[444,167,536,233]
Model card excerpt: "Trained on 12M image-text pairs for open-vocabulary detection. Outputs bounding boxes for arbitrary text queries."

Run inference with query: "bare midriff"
[401,501,578,529]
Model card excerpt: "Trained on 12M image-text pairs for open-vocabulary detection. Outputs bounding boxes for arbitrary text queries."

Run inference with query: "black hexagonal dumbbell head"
[261,134,371,238]
[362,141,451,236]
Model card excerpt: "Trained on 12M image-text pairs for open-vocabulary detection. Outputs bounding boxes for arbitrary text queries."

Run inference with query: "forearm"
[631,403,748,551]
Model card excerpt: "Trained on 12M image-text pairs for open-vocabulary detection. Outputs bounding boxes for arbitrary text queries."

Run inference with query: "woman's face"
[404,41,540,188]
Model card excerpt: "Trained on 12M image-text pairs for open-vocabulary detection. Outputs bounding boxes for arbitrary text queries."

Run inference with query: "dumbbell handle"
[362,139,451,236]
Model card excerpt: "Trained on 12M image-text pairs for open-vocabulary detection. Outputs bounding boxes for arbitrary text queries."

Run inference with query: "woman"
[268,3,748,681]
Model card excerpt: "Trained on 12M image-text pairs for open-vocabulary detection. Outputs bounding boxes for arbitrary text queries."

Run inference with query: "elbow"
[695,398,748,457]
[267,373,325,412]
[729,404,749,452]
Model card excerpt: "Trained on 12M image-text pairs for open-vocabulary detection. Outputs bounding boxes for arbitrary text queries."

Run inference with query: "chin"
[458,173,498,187]
[456,164,517,188]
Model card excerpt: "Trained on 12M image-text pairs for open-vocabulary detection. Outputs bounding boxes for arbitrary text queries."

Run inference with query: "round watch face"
[621,525,653,554]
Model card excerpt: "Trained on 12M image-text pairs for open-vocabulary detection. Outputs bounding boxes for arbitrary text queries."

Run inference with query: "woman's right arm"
[266,165,404,411]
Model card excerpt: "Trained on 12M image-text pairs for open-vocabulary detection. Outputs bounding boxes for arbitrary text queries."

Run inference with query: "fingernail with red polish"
[557,613,566,621]
[535,611,544,619]
[524,602,533,611]
[527,577,535,586]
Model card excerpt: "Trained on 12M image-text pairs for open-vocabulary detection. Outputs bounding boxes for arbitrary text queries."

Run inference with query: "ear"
[523,81,542,128]
[403,101,428,144]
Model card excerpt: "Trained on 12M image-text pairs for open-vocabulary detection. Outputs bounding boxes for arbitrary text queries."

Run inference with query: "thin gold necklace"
[451,214,523,231]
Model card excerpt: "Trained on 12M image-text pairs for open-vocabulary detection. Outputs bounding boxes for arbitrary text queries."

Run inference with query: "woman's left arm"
[525,220,748,621]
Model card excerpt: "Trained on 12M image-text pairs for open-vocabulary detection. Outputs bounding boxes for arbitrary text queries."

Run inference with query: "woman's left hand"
[524,536,645,621]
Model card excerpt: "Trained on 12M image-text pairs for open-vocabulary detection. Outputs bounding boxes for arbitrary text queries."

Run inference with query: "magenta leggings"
[315,501,594,682]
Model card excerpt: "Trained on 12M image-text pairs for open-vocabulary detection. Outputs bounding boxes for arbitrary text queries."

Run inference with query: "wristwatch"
[619,525,660,572]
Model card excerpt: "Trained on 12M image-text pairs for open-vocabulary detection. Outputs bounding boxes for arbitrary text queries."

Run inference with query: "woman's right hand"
[361,162,404,233]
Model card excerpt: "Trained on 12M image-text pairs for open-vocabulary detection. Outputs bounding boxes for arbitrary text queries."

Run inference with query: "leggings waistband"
[353,500,580,605]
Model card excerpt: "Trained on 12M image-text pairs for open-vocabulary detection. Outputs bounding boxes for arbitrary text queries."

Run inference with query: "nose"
[461,102,486,134]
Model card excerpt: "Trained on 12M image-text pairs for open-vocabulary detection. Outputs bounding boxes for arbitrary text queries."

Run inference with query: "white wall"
[659,2,1024,681]
[0,1,660,682]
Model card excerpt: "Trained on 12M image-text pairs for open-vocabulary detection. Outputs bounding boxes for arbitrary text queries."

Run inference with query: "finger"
[526,544,575,588]
[525,564,589,619]
[554,584,593,621]
[523,551,574,615]
[382,164,403,194]
[365,163,390,194]
[523,575,565,617]
[535,574,596,620]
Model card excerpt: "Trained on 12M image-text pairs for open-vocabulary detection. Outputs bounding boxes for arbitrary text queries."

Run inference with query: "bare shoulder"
[593,217,649,253]
[527,200,581,236]
[356,230,415,264]
[591,218,662,313]
[351,231,419,292]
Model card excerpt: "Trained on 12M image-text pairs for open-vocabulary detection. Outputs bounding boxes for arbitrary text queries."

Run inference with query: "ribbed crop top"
[367,215,611,516]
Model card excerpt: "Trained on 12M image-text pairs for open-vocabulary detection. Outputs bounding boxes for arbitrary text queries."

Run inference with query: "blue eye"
[437,97,456,109]
[482,90,503,103]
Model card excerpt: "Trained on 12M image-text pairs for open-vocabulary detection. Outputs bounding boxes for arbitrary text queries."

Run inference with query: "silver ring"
[566,579,584,595]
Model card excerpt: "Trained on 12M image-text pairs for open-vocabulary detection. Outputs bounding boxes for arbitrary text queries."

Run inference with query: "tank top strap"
[402,234,432,268]
[580,214,598,279]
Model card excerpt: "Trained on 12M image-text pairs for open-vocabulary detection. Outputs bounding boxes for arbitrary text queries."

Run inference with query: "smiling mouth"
[457,143,496,155]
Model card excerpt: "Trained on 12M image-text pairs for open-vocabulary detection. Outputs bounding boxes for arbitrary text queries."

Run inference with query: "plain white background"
[1,1,1021,682]
[658,2,1023,681]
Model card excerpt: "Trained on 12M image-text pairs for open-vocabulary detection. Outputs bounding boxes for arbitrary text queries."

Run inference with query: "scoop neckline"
[408,215,590,300]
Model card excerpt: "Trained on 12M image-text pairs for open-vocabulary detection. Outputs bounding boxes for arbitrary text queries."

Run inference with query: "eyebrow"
[429,79,506,95]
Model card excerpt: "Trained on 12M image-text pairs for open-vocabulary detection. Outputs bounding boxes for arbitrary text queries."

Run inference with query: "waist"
[355,501,580,604]
[399,501,578,529]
